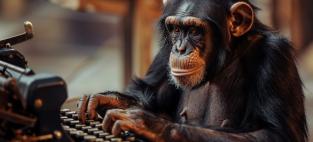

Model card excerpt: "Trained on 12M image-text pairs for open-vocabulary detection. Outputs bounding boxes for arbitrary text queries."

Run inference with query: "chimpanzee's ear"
[228,2,254,37]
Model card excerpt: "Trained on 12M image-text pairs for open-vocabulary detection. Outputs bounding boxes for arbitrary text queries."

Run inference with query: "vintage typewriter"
[0,22,145,142]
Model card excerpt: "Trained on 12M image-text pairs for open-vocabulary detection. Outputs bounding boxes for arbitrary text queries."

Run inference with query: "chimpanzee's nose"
[177,45,186,55]
[175,40,187,55]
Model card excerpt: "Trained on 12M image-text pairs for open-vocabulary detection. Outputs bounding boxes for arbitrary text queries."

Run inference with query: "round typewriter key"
[63,127,70,132]
[75,124,85,129]
[95,138,104,142]
[90,121,100,127]
[87,128,99,134]
[86,120,95,125]
[105,135,115,139]
[83,135,97,142]
[111,138,122,142]
[60,116,68,120]
[62,125,70,130]
[61,109,70,115]
[65,111,76,117]
[97,132,109,138]
[82,126,92,132]
[72,113,79,119]
[68,128,77,131]
[69,130,78,136]
[95,124,102,129]
[63,118,74,124]
[70,120,80,126]
[64,128,76,134]
[75,131,87,139]
[92,130,102,135]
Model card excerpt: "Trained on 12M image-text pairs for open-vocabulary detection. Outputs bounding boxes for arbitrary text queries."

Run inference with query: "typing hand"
[77,93,135,123]
[102,108,171,142]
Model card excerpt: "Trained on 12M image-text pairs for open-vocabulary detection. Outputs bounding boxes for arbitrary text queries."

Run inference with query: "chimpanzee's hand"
[77,93,136,123]
[102,108,171,142]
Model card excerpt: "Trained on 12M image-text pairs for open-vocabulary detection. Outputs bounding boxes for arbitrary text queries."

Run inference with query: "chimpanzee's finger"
[102,109,128,132]
[87,94,100,120]
[77,95,89,123]
[111,120,134,136]
[111,119,157,142]
[98,95,124,108]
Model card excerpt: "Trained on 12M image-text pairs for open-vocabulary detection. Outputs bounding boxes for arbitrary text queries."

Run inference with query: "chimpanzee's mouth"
[171,66,203,76]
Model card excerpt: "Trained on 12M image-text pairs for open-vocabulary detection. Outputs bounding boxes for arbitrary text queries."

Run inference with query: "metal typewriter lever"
[0,21,34,48]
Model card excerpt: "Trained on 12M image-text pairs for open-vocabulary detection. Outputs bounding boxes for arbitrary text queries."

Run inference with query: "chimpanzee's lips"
[171,67,202,76]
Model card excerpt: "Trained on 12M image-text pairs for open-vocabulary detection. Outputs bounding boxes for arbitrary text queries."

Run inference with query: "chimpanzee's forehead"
[165,0,228,21]
[164,0,229,30]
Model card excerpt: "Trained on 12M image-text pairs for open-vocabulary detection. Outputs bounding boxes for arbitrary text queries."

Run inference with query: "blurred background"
[0,0,312,140]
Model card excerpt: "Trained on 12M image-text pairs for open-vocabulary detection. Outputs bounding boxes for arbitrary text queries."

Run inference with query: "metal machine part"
[0,21,71,141]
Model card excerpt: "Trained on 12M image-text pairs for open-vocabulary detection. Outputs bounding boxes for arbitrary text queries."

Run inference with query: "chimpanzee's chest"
[176,83,235,127]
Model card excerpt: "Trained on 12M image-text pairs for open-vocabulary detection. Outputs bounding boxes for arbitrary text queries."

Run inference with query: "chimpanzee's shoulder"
[260,32,294,53]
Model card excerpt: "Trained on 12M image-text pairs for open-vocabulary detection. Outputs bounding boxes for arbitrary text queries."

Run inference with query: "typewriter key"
[90,121,101,127]
[95,124,103,129]
[83,135,97,142]
[60,116,68,120]
[63,118,74,124]
[111,138,122,142]
[61,109,70,115]
[86,120,95,125]
[72,113,79,119]
[69,130,78,136]
[97,132,110,138]
[95,138,104,142]
[75,124,85,129]
[75,131,87,139]
[65,111,76,117]
[87,128,99,134]
[105,135,115,139]
[82,126,92,132]
[70,120,80,126]
[92,130,102,135]
[62,125,70,130]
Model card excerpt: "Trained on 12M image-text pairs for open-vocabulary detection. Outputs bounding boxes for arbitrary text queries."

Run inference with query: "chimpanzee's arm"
[159,124,281,142]
[101,107,293,142]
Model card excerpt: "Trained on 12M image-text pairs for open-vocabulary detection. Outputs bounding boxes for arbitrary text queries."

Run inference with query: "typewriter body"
[0,22,71,142]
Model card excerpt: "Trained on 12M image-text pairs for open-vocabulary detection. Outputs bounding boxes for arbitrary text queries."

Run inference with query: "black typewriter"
[0,22,145,142]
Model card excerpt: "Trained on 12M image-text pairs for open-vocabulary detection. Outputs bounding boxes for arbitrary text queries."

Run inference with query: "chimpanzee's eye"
[173,25,180,33]
[166,24,180,34]
[189,27,200,36]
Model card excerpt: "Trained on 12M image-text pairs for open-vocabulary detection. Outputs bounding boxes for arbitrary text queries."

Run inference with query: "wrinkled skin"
[78,94,131,123]
[78,94,170,142]
[102,109,170,142]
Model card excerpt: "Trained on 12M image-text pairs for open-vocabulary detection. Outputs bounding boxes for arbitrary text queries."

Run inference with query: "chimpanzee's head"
[161,0,255,89]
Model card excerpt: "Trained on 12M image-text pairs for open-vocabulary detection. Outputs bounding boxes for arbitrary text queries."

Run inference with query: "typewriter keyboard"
[60,109,146,142]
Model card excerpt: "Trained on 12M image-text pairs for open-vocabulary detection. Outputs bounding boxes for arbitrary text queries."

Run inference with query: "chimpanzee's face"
[164,1,254,89]
[166,15,213,89]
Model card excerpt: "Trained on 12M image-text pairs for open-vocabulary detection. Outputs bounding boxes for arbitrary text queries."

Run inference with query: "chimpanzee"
[78,0,308,141]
